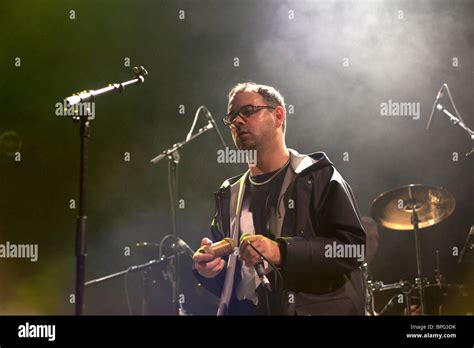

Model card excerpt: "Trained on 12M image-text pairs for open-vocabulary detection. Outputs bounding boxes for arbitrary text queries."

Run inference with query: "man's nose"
[232,113,246,125]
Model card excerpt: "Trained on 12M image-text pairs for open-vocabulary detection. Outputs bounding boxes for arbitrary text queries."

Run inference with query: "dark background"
[0,0,472,315]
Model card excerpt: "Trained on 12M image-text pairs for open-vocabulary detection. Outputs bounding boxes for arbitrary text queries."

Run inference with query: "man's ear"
[274,106,285,129]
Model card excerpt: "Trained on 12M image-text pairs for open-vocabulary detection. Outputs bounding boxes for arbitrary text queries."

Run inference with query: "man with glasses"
[193,82,366,315]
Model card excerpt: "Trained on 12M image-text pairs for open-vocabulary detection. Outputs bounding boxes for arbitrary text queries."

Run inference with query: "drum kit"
[366,184,471,316]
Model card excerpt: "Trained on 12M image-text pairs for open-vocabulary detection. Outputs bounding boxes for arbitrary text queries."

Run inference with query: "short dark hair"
[227,82,287,133]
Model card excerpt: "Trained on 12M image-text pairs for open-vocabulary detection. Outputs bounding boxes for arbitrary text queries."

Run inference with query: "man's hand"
[192,237,225,278]
[239,234,281,267]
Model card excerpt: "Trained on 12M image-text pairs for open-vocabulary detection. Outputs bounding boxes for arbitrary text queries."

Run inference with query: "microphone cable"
[124,268,133,315]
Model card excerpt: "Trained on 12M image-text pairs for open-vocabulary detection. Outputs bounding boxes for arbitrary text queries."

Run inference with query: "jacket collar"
[218,148,332,191]
[289,148,322,174]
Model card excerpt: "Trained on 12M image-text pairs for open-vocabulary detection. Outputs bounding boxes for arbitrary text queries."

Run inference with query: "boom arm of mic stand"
[150,122,214,164]
[84,255,174,287]
[426,84,446,130]
[65,67,147,107]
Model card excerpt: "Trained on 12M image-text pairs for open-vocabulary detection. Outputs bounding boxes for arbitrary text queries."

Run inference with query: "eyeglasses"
[222,104,275,126]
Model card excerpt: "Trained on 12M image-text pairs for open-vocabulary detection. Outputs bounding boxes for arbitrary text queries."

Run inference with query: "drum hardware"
[370,184,456,315]
[367,279,417,316]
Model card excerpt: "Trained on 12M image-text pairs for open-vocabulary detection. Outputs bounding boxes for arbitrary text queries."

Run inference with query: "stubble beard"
[236,137,257,151]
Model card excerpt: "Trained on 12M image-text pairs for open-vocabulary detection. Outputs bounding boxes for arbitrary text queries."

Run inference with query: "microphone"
[458,225,474,264]
[426,84,446,130]
[254,260,272,292]
[204,107,227,148]
[64,66,148,108]
[240,234,272,293]
[198,238,236,258]
[132,66,148,80]
[175,237,195,259]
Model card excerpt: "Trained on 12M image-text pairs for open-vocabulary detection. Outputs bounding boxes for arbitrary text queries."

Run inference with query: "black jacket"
[194,149,366,315]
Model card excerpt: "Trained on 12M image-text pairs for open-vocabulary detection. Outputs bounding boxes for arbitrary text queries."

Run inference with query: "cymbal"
[370,184,455,230]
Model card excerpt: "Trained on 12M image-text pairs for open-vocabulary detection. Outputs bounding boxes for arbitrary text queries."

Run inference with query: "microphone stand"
[435,103,474,156]
[67,66,148,315]
[411,207,426,315]
[427,84,473,157]
[84,255,174,315]
[150,120,216,315]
